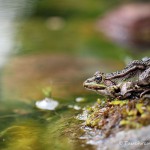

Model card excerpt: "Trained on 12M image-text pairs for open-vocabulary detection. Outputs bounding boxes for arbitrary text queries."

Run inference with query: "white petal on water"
[68,105,74,108]
[75,97,86,103]
[68,105,81,110]
[35,98,59,110]
[74,105,81,110]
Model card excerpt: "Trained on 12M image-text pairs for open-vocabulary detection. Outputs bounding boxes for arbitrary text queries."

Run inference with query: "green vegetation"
[18,18,127,60]
[42,86,52,97]
[33,0,121,18]
[17,0,129,60]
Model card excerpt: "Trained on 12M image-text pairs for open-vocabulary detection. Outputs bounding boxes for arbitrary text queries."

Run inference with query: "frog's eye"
[95,76,102,83]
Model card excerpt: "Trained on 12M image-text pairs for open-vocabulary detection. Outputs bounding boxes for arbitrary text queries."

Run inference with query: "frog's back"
[105,57,150,84]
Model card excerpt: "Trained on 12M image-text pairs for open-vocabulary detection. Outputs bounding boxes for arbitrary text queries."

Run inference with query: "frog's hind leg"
[138,67,150,86]
[140,89,150,99]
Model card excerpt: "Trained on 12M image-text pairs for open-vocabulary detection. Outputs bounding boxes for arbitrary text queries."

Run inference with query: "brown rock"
[96,3,150,49]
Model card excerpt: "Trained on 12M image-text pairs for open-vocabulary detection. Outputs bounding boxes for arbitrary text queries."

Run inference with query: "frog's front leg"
[106,85,121,98]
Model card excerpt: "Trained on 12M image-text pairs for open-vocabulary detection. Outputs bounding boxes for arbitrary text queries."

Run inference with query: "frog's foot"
[140,89,150,99]
[107,85,121,99]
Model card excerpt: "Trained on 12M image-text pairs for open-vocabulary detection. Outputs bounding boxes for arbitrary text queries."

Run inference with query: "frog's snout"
[83,77,93,88]
[83,80,89,88]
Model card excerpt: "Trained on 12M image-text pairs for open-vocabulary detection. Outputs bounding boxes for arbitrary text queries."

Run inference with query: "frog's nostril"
[83,81,87,87]
[83,79,90,87]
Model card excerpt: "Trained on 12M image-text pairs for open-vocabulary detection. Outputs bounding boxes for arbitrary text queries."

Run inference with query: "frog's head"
[83,71,116,96]
[83,71,108,95]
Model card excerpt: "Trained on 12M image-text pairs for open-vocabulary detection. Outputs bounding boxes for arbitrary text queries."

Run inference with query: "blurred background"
[0,0,150,150]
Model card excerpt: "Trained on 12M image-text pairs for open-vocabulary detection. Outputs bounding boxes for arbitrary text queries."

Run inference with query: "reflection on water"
[0,0,34,68]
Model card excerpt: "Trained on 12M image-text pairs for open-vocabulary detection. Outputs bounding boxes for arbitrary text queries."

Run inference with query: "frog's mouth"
[83,82,106,90]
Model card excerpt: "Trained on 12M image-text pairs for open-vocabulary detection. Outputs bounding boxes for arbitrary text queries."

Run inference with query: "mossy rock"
[85,98,150,137]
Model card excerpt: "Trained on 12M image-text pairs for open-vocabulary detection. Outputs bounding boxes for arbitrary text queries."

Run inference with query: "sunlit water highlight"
[0,0,35,68]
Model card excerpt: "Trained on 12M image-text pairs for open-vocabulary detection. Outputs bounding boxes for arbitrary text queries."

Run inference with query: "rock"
[96,3,150,49]
[81,125,150,150]
[97,125,150,150]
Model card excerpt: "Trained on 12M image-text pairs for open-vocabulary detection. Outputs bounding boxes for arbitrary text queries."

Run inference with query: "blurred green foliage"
[34,0,121,18]
[18,17,127,59]
[17,0,150,59]
[15,0,150,59]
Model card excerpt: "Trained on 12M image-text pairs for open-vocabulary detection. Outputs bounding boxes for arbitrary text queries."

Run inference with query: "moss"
[109,100,129,106]
[84,98,150,137]
[119,120,142,128]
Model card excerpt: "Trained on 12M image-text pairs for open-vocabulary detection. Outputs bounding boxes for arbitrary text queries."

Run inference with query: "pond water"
[0,0,149,150]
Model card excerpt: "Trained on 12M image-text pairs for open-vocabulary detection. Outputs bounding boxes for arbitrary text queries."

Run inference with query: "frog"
[83,57,150,100]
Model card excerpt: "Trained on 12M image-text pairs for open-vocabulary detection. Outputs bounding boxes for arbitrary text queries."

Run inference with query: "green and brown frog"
[83,57,150,100]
